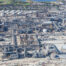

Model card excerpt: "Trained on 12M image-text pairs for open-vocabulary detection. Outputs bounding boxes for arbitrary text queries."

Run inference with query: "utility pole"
[24,28,28,58]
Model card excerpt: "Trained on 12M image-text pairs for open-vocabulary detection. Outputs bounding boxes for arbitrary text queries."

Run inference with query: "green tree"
[27,0,32,3]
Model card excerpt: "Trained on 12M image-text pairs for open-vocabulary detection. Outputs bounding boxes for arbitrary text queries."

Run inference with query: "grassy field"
[0,0,55,5]
[0,0,31,5]
[0,0,13,5]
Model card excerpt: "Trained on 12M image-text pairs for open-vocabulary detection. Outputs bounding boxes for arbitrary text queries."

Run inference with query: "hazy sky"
[21,0,56,2]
